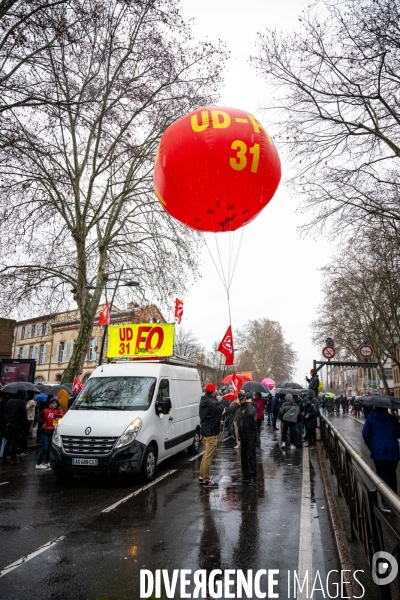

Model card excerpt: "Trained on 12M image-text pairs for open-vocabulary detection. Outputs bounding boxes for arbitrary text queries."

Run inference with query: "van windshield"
[72,377,156,411]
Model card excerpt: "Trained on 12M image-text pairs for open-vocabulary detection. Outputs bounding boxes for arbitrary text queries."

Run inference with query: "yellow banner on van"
[107,323,175,358]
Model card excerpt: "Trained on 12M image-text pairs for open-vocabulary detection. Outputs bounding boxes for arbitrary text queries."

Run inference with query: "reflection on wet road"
[0,423,339,599]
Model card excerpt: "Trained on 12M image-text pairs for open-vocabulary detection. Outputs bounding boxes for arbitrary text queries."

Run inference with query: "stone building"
[12,303,165,384]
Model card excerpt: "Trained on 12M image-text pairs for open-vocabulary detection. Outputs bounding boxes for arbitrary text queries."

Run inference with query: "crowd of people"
[198,382,323,488]
[0,389,66,468]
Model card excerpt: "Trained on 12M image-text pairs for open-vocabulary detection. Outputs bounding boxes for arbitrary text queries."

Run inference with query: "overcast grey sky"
[175,0,333,386]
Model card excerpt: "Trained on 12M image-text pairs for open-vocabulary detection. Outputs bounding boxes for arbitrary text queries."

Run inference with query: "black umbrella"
[277,388,303,396]
[359,395,400,410]
[275,381,303,390]
[1,381,41,394]
[35,383,51,392]
[46,383,73,395]
[242,381,267,393]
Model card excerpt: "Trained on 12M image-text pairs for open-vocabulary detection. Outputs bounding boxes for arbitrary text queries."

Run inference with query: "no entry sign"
[359,344,374,359]
[322,346,336,360]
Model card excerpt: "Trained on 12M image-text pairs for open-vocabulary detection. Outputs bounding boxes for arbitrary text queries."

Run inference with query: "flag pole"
[98,267,124,366]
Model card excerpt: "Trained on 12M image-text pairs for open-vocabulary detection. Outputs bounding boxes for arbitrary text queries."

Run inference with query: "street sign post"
[359,344,374,359]
[322,346,336,360]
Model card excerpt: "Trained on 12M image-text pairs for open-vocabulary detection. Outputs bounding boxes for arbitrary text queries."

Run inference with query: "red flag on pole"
[99,302,110,326]
[231,372,244,398]
[218,326,234,366]
[72,375,84,393]
[175,298,184,324]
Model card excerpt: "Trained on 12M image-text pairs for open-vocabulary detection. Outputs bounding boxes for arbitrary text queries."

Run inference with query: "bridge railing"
[320,414,400,600]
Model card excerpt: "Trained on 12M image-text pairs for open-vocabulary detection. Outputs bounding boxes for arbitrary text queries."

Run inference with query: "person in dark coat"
[302,398,318,449]
[199,384,238,488]
[235,394,257,485]
[0,393,11,459]
[306,369,319,398]
[271,393,280,430]
[3,389,28,465]
[362,407,400,513]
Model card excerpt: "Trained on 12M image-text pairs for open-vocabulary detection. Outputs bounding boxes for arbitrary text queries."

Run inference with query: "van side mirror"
[157,397,171,415]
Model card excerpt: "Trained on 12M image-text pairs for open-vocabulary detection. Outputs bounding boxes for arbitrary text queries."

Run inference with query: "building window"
[20,326,26,340]
[70,340,75,359]
[29,346,35,359]
[56,341,68,364]
[89,338,98,362]
[41,322,49,336]
[17,347,24,359]
[39,344,47,364]
[35,376,45,384]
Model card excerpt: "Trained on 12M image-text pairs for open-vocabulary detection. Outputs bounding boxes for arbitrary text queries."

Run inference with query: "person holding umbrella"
[362,395,400,513]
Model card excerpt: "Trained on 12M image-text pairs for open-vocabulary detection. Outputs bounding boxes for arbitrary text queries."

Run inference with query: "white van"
[50,359,202,481]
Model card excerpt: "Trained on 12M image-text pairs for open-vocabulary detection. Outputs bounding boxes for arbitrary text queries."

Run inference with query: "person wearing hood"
[280,394,300,449]
[199,384,238,488]
[236,391,258,484]
[362,406,400,514]
[302,398,318,449]
[2,389,28,465]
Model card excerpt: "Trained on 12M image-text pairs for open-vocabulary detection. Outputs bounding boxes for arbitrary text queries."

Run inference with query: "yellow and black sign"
[107,323,175,358]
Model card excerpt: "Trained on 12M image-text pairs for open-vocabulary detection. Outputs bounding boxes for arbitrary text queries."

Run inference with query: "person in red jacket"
[36,398,63,470]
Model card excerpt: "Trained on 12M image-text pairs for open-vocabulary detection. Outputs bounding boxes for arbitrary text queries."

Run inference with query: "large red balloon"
[154,106,281,232]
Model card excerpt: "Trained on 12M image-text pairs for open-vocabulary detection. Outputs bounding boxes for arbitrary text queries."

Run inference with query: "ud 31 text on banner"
[107,323,175,358]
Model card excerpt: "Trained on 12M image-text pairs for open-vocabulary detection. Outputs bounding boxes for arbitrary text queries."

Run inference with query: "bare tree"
[253,0,400,235]
[0,0,73,114]
[311,228,400,391]
[235,318,297,382]
[0,0,226,381]
[174,328,205,362]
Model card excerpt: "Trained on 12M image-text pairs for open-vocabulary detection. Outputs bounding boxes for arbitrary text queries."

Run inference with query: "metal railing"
[320,415,400,600]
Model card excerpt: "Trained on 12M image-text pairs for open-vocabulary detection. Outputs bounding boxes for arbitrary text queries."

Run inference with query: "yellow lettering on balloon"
[211,110,231,129]
[248,113,273,145]
[248,113,262,133]
[249,143,260,173]
[230,140,247,171]
[191,111,209,132]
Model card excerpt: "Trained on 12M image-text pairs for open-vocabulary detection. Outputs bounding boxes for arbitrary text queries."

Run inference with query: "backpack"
[283,404,300,422]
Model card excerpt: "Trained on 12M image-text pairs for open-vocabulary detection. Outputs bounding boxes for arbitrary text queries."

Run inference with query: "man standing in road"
[236,393,258,485]
[306,369,320,398]
[199,383,237,488]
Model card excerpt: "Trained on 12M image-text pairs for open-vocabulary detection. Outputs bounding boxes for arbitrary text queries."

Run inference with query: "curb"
[316,442,364,599]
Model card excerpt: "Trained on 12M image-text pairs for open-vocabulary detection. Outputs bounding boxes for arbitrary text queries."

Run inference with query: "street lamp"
[85,268,140,366]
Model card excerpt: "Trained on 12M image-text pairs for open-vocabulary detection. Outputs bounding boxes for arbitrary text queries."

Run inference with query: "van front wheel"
[187,430,200,455]
[141,445,157,482]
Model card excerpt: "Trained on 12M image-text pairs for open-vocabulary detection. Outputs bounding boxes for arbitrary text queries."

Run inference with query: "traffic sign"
[359,344,374,359]
[326,337,334,347]
[322,346,336,360]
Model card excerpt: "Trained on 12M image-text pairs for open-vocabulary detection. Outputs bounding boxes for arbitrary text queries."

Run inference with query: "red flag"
[231,372,244,398]
[99,302,110,326]
[72,375,84,393]
[175,298,184,324]
[218,326,234,366]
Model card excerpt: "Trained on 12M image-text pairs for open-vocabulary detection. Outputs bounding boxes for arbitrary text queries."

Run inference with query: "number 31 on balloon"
[154,106,281,233]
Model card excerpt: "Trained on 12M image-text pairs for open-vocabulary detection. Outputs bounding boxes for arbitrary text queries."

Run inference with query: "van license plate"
[72,458,98,466]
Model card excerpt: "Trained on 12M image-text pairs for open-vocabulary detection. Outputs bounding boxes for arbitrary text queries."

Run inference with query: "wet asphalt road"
[0,423,340,600]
